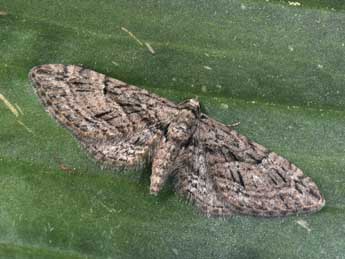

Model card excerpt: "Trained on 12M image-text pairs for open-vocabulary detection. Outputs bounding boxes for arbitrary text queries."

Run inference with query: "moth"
[29,64,325,217]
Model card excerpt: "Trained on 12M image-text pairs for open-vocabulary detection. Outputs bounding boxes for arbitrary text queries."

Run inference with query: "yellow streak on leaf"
[121,27,143,46]
[0,11,7,16]
[17,120,34,134]
[14,103,24,115]
[145,42,155,54]
[0,93,19,117]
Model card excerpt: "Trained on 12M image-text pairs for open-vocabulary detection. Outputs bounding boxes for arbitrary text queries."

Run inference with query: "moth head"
[178,98,201,115]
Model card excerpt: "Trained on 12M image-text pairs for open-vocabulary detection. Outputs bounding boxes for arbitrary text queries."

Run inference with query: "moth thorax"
[168,110,197,142]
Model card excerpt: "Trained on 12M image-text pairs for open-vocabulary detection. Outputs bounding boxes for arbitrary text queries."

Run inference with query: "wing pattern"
[29,64,325,217]
[29,64,177,169]
[174,117,324,217]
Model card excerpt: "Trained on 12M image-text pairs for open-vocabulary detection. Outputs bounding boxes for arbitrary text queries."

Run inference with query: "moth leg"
[150,136,180,194]
[150,102,199,194]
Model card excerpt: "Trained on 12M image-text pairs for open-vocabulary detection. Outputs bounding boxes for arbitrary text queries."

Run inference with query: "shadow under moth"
[29,64,325,217]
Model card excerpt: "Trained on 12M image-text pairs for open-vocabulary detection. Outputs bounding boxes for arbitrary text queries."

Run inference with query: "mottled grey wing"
[29,64,178,168]
[175,115,325,217]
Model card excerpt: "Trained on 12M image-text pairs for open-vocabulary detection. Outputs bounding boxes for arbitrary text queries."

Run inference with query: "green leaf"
[0,0,344,258]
